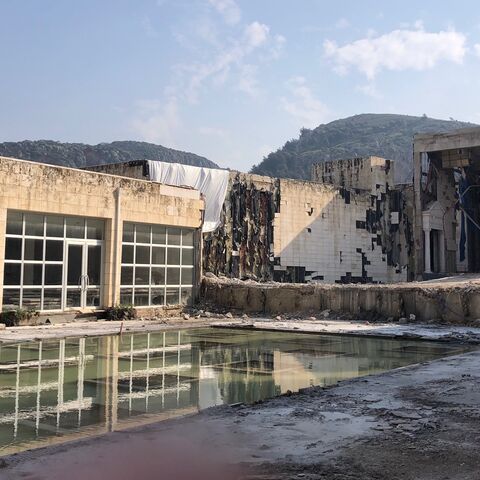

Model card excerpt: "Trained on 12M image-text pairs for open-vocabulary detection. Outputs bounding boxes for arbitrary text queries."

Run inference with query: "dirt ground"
[1,340,480,480]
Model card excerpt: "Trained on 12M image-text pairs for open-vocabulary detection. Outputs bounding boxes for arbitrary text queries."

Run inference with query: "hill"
[0,140,218,169]
[250,114,476,183]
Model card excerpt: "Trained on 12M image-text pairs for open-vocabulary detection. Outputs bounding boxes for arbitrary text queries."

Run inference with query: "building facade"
[0,156,204,314]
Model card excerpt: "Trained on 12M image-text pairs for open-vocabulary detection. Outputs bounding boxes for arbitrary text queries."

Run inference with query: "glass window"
[120,288,133,305]
[135,245,150,264]
[4,264,21,285]
[2,289,20,309]
[166,267,180,285]
[181,267,194,285]
[135,267,150,285]
[152,247,165,265]
[151,288,165,305]
[151,267,165,285]
[181,287,193,305]
[45,240,63,261]
[23,264,43,285]
[166,287,180,305]
[134,288,149,306]
[24,213,44,236]
[22,289,42,309]
[6,212,22,235]
[45,265,63,285]
[168,228,181,246]
[121,267,133,285]
[46,215,64,237]
[152,226,166,245]
[122,223,134,243]
[66,217,85,238]
[136,224,150,243]
[182,248,194,266]
[24,239,44,261]
[43,289,62,310]
[122,245,134,264]
[87,219,104,240]
[182,230,194,247]
[167,248,181,265]
[5,238,22,260]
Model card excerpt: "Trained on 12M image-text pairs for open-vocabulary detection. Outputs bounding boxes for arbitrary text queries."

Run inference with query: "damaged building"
[0,156,204,315]
[413,127,480,279]
[90,156,411,284]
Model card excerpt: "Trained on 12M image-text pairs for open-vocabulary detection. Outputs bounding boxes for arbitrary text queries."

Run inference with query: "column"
[424,229,432,274]
[438,230,446,273]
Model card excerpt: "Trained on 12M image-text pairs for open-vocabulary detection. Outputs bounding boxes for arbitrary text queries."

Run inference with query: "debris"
[225,312,233,319]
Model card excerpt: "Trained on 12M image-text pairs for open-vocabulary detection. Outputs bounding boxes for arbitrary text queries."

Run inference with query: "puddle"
[0,327,470,455]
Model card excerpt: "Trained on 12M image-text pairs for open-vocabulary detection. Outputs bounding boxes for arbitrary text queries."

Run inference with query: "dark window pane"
[182,229,194,247]
[66,289,81,308]
[6,212,22,235]
[2,289,20,309]
[122,245,134,264]
[135,267,150,285]
[181,267,194,285]
[87,245,102,285]
[25,213,44,236]
[23,264,43,285]
[136,224,150,243]
[151,267,165,286]
[86,288,100,307]
[151,288,165,305]
[181,288,193,305]
[167,248,180,265]
[121,266,133,285]
[152,226,166,244]
[22,289,42,310]
[87,219,104,240]
[166,267,180,285]
[5,238,22,260]
[120,288,133,305]
[45,265,63,285]
[46,215,64,237]
[4,264,21,285]
[24,239,44,261]
[66,217,85,238]
[166,287,180,305]
[135,245,150,264]
[43,289,62,310]
[123,223,134,242]
[168,228,181,245]
[134,288,149,306]
[67,244,82,286]
[152,247,165,265]
[45,240,63,261]
[182,248,194,266]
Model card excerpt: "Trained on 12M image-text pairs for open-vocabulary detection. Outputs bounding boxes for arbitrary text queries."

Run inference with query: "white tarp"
[147,160,229,232]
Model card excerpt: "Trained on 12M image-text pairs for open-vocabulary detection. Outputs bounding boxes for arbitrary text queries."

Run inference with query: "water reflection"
[0,328,469,454]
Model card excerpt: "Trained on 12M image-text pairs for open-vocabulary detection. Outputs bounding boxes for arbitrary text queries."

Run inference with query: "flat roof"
[414,126,480,153]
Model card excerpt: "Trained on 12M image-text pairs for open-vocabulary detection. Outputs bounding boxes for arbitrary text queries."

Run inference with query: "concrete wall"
[202,277,480,324]
[0,156,204,311]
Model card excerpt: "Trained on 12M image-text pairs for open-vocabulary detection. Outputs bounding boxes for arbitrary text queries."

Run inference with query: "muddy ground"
[2,345,480,480]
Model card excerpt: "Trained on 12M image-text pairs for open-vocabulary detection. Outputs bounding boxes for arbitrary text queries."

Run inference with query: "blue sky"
[1,0,480,171]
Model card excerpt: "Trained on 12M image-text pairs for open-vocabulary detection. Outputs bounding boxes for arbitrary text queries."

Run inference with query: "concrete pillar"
[438,230,446,273]
[424,228,432,274]
[0,207,6,311]
[413,151,424,280]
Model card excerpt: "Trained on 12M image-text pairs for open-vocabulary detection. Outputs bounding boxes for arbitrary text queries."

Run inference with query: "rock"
[183,313,190,320]
[321,309,330,318]
[205,311,212,318]
[398,317,408,324]
[225,312,233,319]
[242,313,249,319]
[386,317,394,323]
[309,316,317,321]
[275,315,282,320]
[0,323,6,330]
[409,313,416,322]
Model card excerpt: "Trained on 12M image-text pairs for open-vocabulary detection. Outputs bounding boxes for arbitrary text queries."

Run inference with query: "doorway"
[65,241,102,309]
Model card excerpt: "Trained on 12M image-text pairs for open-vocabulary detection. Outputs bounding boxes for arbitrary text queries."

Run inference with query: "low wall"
[202,277,480,324]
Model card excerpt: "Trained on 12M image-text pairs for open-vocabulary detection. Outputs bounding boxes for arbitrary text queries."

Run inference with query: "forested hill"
[0,140,219,169]
[250,114,476,183]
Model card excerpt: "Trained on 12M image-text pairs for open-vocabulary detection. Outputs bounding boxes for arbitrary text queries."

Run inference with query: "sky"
[1,0,480,171]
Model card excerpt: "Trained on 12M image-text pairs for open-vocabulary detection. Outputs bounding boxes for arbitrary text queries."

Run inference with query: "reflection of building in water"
[0,332,200,453]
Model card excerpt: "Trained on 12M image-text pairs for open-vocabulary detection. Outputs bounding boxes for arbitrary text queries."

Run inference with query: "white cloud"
[236,64,260,97]
[131,97,180,147]
[324,27,466,79]
[208,0,241,25]
[356,82,383,99]
[281,77,330,128]
[475,44,480,56]
[244,21,269,48]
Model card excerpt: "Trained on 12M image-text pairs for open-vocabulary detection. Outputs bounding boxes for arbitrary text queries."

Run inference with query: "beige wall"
[0,156,204,311]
